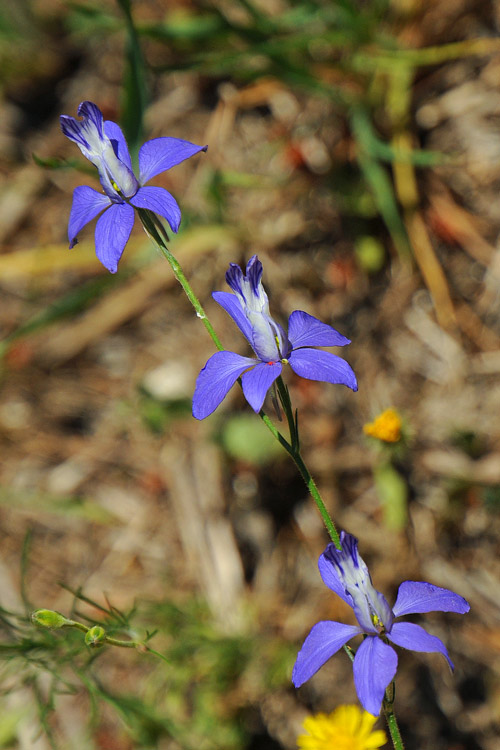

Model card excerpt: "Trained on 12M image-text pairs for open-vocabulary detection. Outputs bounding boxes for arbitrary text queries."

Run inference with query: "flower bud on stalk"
[85,625,107,648]
[31,609,71,630]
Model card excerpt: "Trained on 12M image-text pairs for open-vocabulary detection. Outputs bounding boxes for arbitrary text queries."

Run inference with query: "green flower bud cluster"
[31,608,146,652]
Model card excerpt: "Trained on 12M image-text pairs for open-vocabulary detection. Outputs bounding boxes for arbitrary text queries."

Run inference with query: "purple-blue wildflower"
[192,255,357,419]
[60,101,207,273]
[292,532,470,716]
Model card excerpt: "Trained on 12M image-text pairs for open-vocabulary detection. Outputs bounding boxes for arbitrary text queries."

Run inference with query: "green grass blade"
[115,0,148,161]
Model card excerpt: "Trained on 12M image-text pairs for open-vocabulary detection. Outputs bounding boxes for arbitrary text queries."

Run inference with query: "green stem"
[137,209,223,351]
[275,375,340,546]
[343,643,355,662]
[64,618,154,653]
[258,405,340,547]
[137,210,341,547]
[383,683,405,750]
[63,619,88,634]
[276,376,298,450]
[104,635,138,648]
[293,451,340,547]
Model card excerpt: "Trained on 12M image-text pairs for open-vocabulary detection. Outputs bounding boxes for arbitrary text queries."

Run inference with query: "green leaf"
[32,154,79,170]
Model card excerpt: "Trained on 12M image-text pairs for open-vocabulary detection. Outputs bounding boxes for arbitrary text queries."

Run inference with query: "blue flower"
[292,532,470,716]
[192,255,357,419]
[60,101,207,272]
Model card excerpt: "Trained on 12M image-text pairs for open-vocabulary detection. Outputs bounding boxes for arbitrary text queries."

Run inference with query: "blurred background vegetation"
[0,0,499,748]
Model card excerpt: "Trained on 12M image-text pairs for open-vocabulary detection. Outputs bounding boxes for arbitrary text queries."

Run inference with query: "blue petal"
[130,186,181,233]
[104,120,133,172]
[220,257,290,361]
[212,291,254,346]
[78,101,104,134]
[225,261,245,296]
[387,622,454,670]
[94,202,135,273]
[288,348,358,390]
[60,115,89,148]
[288,310,351,349]
[67,186,111,248]
[392,581,470,618]
[320,535,394,634]
[353,637,398,716]
[318,538,355,608]
[60,101,103,149]
[225,256,268,314]
[244,254,263,297]
[241,361,281,412]
[138,137,207,185]
[248,313,286,362]
[212,291,287,362]
[192,351,256,420]
[292,621,361,688]
[61,102,138,199]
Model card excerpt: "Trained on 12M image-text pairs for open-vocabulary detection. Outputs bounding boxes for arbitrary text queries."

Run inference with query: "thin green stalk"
[276,376,298,450]
[274,376,340,547]
[292,450,340,547]
[63,619,88,634]
[62,620,136,649]
[137,209,223,350]
[137,210,341,548]
[343,643,355,662]
[383,683,405,750]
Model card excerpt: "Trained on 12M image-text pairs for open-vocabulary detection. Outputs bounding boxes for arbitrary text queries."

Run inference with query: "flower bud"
[85,625,107,647]
[31,609,70,630]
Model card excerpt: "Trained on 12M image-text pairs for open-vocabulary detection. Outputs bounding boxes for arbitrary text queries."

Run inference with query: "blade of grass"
[351,106,411,261]
[0,274,122,360]
[386,66,458,330]
[115,0,149,161]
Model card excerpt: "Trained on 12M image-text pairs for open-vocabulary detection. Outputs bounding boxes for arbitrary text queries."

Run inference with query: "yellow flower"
[297,705,387,750]
[363,408,402,443]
